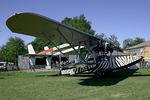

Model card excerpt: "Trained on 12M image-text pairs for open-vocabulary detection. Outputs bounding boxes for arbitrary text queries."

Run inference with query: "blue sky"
[0,0,150,47]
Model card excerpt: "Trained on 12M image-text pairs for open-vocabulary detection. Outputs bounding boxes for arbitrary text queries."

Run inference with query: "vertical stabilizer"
[27,44,36,54]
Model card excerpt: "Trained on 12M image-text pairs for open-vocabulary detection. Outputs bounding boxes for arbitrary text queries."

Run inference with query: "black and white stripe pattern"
[94,55,142,72]
[61,64,96,75]
[61,55,142,75]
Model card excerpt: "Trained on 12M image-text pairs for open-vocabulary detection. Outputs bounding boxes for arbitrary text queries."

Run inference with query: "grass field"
[0,69,150,100]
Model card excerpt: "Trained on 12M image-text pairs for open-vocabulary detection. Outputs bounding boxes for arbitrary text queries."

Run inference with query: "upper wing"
[6,13,99,46]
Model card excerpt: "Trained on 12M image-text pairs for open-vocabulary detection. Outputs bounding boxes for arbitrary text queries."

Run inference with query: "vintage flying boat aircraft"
[6,13,143,77]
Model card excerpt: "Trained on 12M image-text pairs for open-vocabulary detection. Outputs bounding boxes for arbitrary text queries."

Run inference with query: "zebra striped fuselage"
[94,55,142,72]
[61,55,143,75]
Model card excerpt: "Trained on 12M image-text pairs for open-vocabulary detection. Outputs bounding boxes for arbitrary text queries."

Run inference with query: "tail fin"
[27,44,36,54]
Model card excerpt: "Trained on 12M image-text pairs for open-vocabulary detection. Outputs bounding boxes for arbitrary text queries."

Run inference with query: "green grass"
[0,69,150,100]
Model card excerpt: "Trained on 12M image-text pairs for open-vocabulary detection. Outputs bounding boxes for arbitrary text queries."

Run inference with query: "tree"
[0,45,7,61]
[30,38,53,52]
[108,34,122,51]
[61,14,96,56]
[133,37,145,45]
[123,37,145,49]
[62,14,95,35]
[123,38,134,49]
[0,37,26,66]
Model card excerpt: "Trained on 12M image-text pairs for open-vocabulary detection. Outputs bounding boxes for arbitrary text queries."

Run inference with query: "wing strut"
[57,26,86,63]
[50,41,64,75]
[76,42,81,61]
[40,32,65,55]
[51,41,64,55]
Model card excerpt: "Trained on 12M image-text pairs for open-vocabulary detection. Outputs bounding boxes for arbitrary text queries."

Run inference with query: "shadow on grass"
[0,77,5,79]
[34,69,150,86]
[35,74,59,77]
[131,74,150,77]
[78,69,150,86]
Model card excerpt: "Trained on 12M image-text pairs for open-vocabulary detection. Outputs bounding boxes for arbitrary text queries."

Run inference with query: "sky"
[0,0,150,47]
